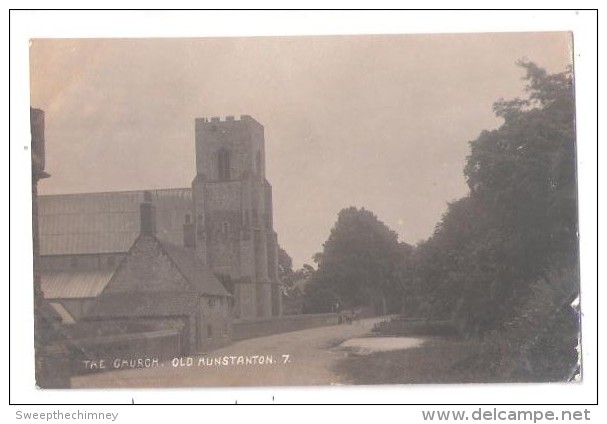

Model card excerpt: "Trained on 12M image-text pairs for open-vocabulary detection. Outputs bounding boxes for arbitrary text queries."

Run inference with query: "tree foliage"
[417,60,578,338]
[278,246,294,285]
[303,207,411,314]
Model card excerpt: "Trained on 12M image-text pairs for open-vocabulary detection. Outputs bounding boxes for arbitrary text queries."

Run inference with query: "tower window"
[217,149,231,180]
[222,221,230,234]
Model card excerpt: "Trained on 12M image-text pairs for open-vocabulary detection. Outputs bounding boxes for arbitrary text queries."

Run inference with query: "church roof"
[41,268,117,299]
[38,188,192,256]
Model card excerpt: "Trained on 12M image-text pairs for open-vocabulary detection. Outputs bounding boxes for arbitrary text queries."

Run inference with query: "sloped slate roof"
[39,188,192,256]
[157,239,231,297]
[48,302,76,325]
[87,292,199,319]
[41,268,117,299]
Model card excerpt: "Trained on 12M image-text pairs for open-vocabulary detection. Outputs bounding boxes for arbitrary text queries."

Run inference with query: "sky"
[29,33,573,268]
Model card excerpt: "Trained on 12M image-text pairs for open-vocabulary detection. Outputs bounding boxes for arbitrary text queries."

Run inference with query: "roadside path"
[71,317,386,388]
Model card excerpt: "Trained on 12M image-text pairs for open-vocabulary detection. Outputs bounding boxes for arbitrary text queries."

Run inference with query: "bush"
[372,316,459,337]
[471,267,580,381]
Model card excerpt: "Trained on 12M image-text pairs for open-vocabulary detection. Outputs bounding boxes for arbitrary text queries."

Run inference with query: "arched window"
[222,221,230,234]
[217,149,231,180]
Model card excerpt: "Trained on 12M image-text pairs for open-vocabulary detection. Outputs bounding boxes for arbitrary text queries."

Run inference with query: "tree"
[303,207,405,314]
[416,60,578,339]
[465,60,577,271]
[278,246,320,314]
[464,60,577,314]
[278,246,294,286]
[302,274,338,314]
[397,241,417,315]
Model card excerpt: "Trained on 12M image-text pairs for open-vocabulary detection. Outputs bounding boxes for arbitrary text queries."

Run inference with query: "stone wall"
[255,281,272,318]
[233,313,339,341]
[105,236,190,293]
[198,296,233,352]
[234,282,257,320]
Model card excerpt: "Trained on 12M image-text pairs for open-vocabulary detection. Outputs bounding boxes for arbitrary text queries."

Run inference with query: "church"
[38,115,283,351]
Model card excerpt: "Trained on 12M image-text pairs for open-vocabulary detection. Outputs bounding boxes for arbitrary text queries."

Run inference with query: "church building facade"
[38,115,282,324]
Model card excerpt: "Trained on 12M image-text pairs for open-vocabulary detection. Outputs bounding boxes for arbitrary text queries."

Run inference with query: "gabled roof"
[157,239,231,297]
[39,188,192,256]
[41,268,117,299]
[87,292,199,319]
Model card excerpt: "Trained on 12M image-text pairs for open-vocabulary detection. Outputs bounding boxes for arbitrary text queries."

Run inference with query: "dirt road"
[71,317,387,388]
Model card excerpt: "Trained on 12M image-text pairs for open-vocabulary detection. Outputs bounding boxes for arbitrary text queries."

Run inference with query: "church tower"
[192,115,282,319]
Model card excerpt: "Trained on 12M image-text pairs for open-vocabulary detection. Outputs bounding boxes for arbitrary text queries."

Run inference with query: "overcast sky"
[30,33,572,268]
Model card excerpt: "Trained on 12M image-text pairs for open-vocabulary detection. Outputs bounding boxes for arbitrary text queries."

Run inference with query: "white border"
[7,8,599,408]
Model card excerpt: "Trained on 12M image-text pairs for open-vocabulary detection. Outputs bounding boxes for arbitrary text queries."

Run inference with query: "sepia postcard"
[29,32,580,389]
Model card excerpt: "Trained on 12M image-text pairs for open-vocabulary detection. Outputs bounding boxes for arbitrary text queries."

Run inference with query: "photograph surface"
[29,32,580,388]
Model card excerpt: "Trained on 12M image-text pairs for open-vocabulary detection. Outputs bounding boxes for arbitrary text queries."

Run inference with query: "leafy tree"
[278,246,294,286]
[303,207,405,314]
[465,60,576,317]
[417,60,578,338]
[302,274,339,314]
[467,60,577,268]
[278,246,320,314]
[301,263,315,275]
[396,241,418,315]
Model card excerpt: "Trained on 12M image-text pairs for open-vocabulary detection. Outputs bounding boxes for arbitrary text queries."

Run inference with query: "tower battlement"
[194,113,266,181]
[196,115,262,127]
